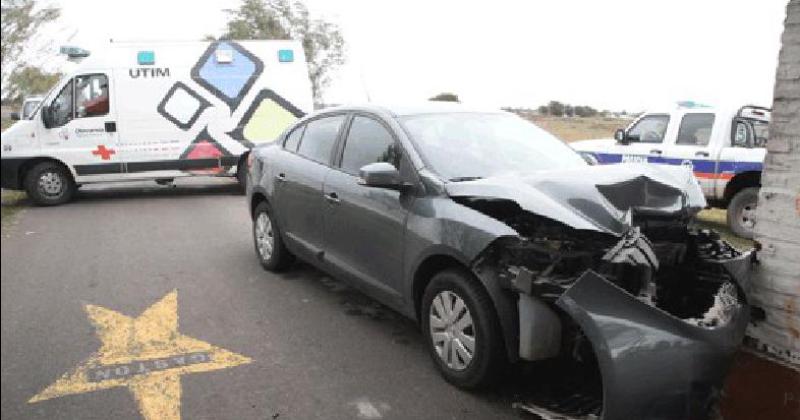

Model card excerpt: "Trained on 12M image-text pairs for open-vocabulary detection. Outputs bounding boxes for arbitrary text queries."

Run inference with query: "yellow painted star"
[29,290,252,420]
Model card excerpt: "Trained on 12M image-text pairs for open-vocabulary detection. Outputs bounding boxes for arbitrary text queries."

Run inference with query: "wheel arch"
[250,190,268,219]
[723,170,761,204]
[411,251,518,362]
[18,157,75,189]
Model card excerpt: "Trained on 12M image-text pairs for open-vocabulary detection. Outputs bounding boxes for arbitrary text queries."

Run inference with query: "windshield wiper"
[449,176,484,182]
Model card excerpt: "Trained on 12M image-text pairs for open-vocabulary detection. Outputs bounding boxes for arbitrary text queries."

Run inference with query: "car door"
[659,112,719,196]
[45,73,121,178]
[272,114,346,260]
[601,114,671,164]
[322,114,412,299]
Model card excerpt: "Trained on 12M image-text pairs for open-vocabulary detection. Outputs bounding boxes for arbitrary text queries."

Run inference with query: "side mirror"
[614,128,629,144]
[359,162,401,189]
[41,104,53,129]
[10,112,20,121]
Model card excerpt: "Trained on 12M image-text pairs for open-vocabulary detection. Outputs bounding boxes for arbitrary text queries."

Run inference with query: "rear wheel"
[421,268,506,389]
[727,187,758,239]
[23,161,76,206]
[252,201,293,271]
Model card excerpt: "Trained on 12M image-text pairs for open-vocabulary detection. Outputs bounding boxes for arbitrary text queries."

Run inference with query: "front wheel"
[727,187,759,239]
[421,268,506,389]
[23,162,76,206]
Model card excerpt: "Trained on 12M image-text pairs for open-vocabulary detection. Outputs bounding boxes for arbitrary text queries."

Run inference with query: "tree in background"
[429,92,460,102]
[6,66,60,100]
[537,105,549,115]
[1,0,60,102]
[221,0,345,106]
[547,100,565,117]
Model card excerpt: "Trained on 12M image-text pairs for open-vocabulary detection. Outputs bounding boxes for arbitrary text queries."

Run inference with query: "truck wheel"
[252,201,293,271]
[727,187,759,239]
[23,162,76,206]
[421,268,506,389]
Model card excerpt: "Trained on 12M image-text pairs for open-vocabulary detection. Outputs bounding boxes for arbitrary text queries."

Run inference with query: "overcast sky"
[50,0,787,111]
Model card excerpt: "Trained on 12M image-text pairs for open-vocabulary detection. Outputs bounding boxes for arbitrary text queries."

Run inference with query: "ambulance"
[0,40,314,205]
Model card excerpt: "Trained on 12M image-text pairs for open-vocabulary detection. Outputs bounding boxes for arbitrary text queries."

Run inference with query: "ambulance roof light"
[59,46,91,61]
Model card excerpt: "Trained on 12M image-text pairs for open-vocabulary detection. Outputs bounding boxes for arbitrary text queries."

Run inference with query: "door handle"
[275,173,286,182]
[325,192,340,205]
[650,149,662,155]
[695,151,710,157]
[104,121,117,133]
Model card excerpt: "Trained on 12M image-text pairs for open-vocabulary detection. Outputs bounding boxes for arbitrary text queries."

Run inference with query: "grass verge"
[1,190,28,231]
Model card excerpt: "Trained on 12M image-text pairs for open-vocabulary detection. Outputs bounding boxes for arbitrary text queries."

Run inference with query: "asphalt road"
[1,179,538,420]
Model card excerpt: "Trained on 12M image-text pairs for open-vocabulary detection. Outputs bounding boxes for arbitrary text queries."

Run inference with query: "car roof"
[316,102,508,118]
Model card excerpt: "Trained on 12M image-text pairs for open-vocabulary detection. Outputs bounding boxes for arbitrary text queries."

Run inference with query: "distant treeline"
[504,101,632,118]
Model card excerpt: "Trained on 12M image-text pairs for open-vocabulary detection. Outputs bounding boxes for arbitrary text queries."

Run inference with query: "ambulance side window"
[75,74,109,118]
[51,80,75,128]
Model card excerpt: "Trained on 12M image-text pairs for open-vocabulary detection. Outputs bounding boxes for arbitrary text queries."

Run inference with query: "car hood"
[445,163,706,236]
[569,138,616,153]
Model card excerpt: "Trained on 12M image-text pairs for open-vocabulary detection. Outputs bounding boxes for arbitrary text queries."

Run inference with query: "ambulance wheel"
[727,187,758,239]
[24,161,76,206]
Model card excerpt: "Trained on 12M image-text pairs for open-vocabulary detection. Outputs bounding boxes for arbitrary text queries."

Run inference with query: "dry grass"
[527,115,630,142]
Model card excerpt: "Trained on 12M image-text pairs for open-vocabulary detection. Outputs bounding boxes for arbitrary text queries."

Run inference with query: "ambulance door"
[49,72,121,179]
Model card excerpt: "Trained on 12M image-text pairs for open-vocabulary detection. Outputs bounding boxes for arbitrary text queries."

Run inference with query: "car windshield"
[400,112,586,180]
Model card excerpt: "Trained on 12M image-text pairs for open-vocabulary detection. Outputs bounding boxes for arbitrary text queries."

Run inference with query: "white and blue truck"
[572,104,769,239]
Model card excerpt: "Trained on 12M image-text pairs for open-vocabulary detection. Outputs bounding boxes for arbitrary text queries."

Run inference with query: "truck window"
[51,80,75,127]
[75,74,109,118]
[676,113,715,146]
[627,114,669,143]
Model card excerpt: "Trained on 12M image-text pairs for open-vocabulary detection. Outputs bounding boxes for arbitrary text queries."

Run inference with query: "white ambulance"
[1,40,313,205]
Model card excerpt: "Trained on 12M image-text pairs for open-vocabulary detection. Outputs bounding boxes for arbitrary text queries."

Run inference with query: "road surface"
[1,179,538,420]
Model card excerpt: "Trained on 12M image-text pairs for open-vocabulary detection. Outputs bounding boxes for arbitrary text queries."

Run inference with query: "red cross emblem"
[91,145,116,160]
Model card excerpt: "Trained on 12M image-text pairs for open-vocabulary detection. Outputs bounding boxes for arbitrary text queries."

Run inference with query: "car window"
[401,113,586,180]
[75,74,109,118]
[297,115,345,164]
[627,114,669,144]
[284,124,305,152]
[676,113,715,146]
[51,80,74,127]
[340,116,401,175]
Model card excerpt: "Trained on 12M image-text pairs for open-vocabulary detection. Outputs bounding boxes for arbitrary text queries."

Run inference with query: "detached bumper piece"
[556,270,749,420]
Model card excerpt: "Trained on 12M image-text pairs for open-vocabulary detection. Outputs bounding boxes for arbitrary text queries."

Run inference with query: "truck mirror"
[614,128,628,144]
[41,105,53,129]
[10,112,20,121]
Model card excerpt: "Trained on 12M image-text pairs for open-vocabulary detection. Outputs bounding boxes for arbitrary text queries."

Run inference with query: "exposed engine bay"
[459,196,752,420]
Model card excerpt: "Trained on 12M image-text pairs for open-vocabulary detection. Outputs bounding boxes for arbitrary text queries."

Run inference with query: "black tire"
[727,187,758,239]
[252,201,294,271]
[421,268,506,389]
[23,161,76,206]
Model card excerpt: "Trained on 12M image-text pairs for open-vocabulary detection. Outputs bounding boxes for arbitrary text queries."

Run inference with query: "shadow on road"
[74,180,242,203]
[276,261,601,419]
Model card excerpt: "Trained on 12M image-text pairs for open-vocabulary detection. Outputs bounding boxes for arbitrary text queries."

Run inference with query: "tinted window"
[297,116,345,164]
[628,114,669,143]
[400,113,586,180]
[341,116,400,175]
[75,74,109,118]
[676,113,715,146]
[284,125,305,152]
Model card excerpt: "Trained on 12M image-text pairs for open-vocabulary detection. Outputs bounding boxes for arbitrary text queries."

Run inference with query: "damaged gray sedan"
[246,104,752,420]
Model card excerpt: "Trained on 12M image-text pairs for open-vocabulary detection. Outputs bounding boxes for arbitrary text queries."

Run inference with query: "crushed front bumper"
[555,269,749,420]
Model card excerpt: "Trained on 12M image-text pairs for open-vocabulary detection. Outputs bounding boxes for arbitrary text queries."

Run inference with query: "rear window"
[284,125,305,152]
[676,113,715,146]
[297,115,346,164]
